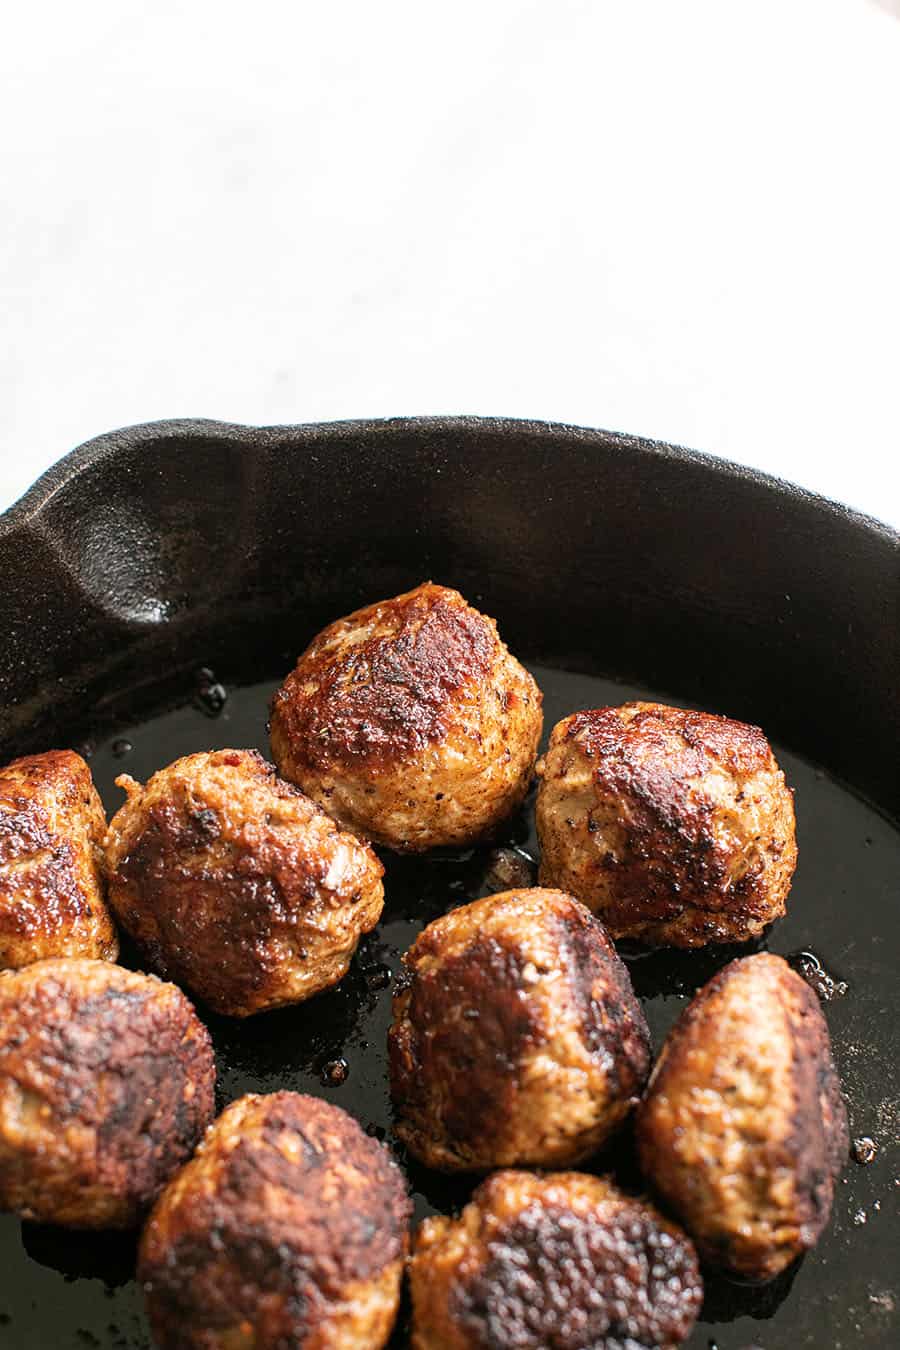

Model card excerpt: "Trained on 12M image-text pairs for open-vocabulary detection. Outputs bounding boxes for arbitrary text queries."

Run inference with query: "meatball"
[536,702,797,947]
[269,582,542,852]
[104,748,384,1018]
[410,1169,703,1350]
[139,1091,411,1350]
[0,958,215,1229]
[389,888,650,1171]
[636,952,848,1281]
[0,750,118,970]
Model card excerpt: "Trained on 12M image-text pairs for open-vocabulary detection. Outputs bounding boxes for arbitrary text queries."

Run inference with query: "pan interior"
[0,662,896,1350]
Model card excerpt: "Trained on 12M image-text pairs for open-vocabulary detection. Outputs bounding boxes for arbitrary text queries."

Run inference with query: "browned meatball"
[269,583,542,852]
[139,1091,411,1350]
[636,952,847,1281]
[0,750,118,969]
[389,888,650,1171]
[0,958,215,1229]
[536,702,797,947]
[410,1169,703,1350]
[104,748,384,1018]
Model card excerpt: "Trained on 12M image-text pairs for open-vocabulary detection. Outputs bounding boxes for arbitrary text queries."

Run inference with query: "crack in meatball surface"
[410,1170,703,1350]
[270,583,543,852]
[0,958,215,1229]
[536,702,797,947]
[636,951,848,1281]
[0,750,118,969]
[139,1091,411,1350]
[389,888,650,1171]
[104,748,384,1017]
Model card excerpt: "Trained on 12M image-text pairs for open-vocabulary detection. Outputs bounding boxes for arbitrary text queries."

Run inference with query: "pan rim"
[2,414,897,547]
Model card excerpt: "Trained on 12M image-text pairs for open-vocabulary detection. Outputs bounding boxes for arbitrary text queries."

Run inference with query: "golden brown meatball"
[104,748,384,1018]
[636,952,847,1281]
[0,958,215,1229]
[536,702,797,947]
[0,750,118,969]
[269,582,542,852]
[139,1091,411,1350]
[410,1169,703,1350]
[389,888,650,1171]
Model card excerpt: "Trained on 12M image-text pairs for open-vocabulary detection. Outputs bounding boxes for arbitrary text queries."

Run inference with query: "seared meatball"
[536,702,797,947]
[389,888,650,1171]
[410,1169,703,1350]
[104,749,384,1018]
[0,958,215,1229]
[0,750,118,969]
[636,952,847,1281]
[139,1091,411,1350]
[270,582,542,852]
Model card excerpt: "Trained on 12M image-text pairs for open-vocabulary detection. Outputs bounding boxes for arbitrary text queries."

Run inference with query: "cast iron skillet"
[0,417,897,1349]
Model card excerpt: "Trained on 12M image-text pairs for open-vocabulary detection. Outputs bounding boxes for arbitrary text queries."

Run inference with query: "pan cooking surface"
[0,664,896,1349]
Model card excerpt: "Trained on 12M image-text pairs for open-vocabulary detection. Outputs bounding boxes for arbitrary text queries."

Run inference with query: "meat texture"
[410,1169,703,1350]
[389,888,650,1171]
[104,749,384,1017]
[536,702,797,947]
[636,951,848,1280]
[0,750,118,969]
[0,958,215,1228]
[270,583,542,852]
[139,1091,411,1350]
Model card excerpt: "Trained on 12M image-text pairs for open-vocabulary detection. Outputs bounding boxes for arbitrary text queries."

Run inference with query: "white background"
[2,0,899,525]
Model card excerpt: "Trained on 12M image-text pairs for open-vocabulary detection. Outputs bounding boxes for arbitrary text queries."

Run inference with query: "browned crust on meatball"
[636,952,848,1281]
[270,583,543,852]
[536,702,797,947]
[139,1092,411,1350]
[410,1169,703,1350]
[0,958,215,1229]
[104,749,384,1017]
[272,583,497,768]
[389,889,650,1171]
[0,751,118,969]
[392,929,540,1160]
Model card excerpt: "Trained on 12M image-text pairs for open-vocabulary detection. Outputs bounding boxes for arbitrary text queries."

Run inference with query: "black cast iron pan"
[0,417,897,1349]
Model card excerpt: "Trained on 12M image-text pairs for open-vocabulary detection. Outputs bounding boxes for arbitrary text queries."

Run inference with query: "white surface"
[2,0,899,525]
